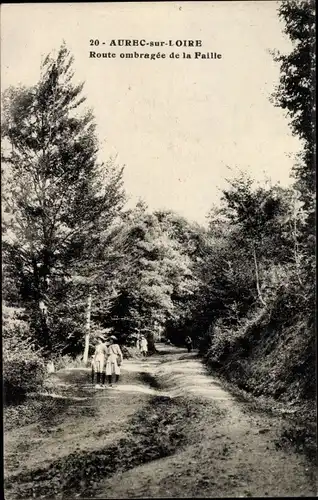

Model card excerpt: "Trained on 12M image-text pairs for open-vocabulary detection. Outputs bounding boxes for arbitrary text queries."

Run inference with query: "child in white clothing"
[92,336,107,388]
[105,335,123,386]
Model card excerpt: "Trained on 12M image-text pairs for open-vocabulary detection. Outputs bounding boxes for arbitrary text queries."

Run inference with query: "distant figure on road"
[106,335,123,387]
[136,333,141,350]
[185,335,193,353]
[140,335,148,357]
[47,360,55,374]
[92,335,107,388]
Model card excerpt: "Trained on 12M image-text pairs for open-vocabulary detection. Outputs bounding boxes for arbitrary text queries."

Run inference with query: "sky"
[1,1,301,226]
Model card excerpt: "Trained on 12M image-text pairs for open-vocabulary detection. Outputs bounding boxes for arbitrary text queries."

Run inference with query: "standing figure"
[92,335,107,388]
[47,360,55,374]
[185,335,193,353]
[136,333,141,351]
[105,335,123,387]
[140,335,148,357]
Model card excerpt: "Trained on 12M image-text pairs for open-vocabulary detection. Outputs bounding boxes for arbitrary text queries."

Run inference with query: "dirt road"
[4,344,317,498]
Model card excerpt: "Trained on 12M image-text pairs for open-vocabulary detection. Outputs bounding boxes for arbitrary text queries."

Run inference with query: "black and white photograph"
[1,1,316,498]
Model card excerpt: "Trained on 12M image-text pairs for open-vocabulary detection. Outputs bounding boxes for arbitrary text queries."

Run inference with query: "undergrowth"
[3,306,46,405]
[277,424,317,464]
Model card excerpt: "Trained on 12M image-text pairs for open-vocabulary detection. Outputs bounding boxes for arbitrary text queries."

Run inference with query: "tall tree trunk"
[32,254,51,352]
[147,330,157,355]
[147,318,157,354]
[252,244,266,307]
[83,289,92,365]
[292,200,303,287]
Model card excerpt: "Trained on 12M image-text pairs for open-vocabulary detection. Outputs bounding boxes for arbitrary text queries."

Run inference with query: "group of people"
[136,333,148,357]
[91,332,192,389]
[91,334,123,389]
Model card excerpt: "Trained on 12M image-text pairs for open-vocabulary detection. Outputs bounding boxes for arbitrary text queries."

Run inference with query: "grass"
[138,371,162,389]
[4,395,203,499]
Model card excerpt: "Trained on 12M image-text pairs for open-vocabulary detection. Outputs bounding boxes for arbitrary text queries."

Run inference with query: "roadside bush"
[3,338,46,404]
[3,306,46,404]
[204,276,315,402]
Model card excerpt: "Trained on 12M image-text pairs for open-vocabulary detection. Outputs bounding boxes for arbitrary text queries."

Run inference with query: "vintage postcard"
[2,1,316,499]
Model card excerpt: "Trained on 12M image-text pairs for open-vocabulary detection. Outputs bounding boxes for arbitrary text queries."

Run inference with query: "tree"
[153,210,208,346]
[218,174,293,306]
[106,206,200,352]
[1,44,125,354]
[272,0,315,320]
[176,173,305,352]
[272,0,316,213]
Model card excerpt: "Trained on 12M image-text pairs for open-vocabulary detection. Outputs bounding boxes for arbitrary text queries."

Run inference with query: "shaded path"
[94,345,317,498]
[4,344,317,498]
[4,365,153,482]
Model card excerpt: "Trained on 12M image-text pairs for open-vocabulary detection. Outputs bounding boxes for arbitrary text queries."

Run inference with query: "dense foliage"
[2,44,125,357]
[3,305,46,403]
[272,0,316,211]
